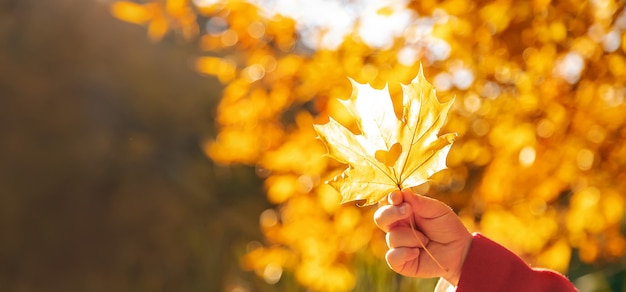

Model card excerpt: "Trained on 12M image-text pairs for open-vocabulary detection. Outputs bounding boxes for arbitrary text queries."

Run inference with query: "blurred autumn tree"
[0,0,277,291]
[109,0,626,291]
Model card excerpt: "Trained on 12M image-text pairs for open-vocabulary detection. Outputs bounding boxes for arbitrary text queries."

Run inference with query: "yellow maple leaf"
[314,67,457,205]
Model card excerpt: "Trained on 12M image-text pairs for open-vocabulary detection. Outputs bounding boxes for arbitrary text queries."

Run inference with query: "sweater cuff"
[456,233,534,291]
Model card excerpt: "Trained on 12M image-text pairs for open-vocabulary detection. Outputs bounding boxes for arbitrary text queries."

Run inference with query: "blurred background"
[0,0,271,291]
[2,0,626,291]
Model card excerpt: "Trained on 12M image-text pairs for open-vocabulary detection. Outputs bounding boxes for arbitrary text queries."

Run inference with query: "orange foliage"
[111,0,197,40]
[112,0,626,290]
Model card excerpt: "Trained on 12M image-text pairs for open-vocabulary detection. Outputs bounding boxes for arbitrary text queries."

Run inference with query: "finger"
[387,190,403,206]
[373,203,411,232]
[401,190,452,219]
[386,247,420,274]
[386,226,430,249]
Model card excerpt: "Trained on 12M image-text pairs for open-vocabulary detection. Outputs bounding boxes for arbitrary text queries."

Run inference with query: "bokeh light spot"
[519,146,536,167]
[576,149,594,171]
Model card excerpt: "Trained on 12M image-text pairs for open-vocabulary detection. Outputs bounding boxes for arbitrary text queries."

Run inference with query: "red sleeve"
[456,233,578,292]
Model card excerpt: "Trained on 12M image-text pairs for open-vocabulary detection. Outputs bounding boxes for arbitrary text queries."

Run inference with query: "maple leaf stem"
[409,215,448,273]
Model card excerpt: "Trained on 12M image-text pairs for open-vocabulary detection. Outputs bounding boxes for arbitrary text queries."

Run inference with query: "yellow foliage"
[314,70,456,205]
[111,0,197,41]
[112,0,626,289]
[194,56,236,82]
[536,239,572,273]
[110,1,152,25]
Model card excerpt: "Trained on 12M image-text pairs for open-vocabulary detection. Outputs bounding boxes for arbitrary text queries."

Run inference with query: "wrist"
[443,231,473,286]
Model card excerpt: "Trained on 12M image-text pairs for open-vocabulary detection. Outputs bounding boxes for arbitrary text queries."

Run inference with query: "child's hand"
[373,189,473,286]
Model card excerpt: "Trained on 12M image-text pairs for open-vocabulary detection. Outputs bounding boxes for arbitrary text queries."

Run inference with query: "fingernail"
[399,204,407,215]
[390,190,403,204]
